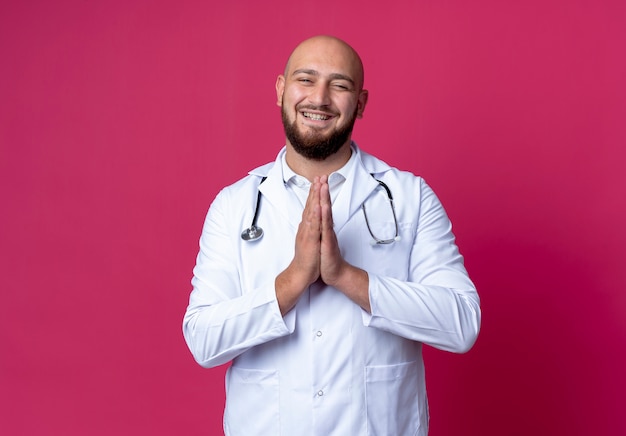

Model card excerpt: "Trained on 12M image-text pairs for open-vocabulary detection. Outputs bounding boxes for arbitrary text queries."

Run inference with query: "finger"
[319,178,343,286]
[319,178,333,231]
[301,177,320,224]
[304,176,320,210]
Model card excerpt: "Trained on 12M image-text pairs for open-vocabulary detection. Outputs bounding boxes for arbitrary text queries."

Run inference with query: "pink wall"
[1,1,625,435]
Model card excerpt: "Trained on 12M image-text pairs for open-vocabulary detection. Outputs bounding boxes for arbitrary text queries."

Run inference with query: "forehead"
[285,38,363,86]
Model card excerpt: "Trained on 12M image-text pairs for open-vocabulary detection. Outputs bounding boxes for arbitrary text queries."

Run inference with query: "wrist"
[328,264,370,312]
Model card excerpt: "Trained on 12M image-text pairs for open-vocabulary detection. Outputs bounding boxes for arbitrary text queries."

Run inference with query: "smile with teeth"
[302,112,331,121]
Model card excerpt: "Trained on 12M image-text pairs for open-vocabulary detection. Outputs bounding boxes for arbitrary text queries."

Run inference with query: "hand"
[291,176,324,287]
[290,174,346,288]
[275,175,370,314]
[319,175,371,311]
[318,175,348,287]
[275,177,323,314]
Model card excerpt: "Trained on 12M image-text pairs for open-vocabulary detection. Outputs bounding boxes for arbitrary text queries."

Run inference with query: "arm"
[182,186,291,368]
[315,175,480,353]
[364,179,481,353]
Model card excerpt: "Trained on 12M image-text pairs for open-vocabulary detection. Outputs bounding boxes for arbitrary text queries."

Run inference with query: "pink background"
[1,1,625,435]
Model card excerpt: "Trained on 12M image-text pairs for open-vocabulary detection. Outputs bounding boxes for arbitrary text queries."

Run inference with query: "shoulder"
[219,161,275,194]
[357,146,424,187]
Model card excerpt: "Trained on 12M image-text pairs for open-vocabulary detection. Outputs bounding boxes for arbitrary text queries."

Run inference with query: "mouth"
[301,111,333,122]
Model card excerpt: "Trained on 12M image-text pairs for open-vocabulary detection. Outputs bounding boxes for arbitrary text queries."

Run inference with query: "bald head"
[275,35,369,166]
[283,35,365,91]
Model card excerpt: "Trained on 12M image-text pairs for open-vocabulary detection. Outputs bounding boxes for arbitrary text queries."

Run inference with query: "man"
[183,35,481,435]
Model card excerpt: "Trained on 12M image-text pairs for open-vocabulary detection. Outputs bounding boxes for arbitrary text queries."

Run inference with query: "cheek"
[338,97,359,114]
[283,86,305,103]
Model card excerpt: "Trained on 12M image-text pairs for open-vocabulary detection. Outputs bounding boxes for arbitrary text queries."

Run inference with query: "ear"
[356,89,369,119]
[275,75,285,107]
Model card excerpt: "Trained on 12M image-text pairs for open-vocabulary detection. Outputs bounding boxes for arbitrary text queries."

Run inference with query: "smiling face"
[276,36,368,161]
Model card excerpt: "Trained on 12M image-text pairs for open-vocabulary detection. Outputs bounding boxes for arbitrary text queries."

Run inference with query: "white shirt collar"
[281,146,357,206]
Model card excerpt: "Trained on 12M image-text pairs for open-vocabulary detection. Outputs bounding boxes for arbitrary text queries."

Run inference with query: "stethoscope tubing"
[241,175,399,244]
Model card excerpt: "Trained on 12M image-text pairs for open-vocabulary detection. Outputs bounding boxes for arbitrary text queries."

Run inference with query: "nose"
[307,82,331,107]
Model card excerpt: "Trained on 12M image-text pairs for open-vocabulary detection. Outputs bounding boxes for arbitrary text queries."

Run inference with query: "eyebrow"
[291,69,355,86]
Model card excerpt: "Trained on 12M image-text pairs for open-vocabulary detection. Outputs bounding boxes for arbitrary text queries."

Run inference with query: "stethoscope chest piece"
[241,225,263,241]
[241,176,267,242]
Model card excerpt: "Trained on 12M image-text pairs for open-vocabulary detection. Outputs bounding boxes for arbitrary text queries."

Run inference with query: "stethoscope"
[241,175,400,245]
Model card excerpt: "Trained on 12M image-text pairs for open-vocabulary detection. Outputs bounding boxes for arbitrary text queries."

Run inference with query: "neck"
[285,142,352,181]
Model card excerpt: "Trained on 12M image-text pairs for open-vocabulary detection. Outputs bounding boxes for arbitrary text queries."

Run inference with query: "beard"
[282,105,357,161]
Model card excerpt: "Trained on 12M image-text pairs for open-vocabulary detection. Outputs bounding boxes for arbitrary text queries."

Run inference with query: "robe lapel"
[331,157,380,234]
[253,145,387,235]
[257,161,303,232]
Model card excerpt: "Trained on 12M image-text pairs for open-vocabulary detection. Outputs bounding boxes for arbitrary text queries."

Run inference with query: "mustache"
[296,104,338,114]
